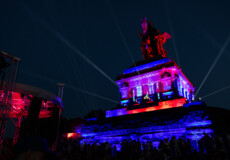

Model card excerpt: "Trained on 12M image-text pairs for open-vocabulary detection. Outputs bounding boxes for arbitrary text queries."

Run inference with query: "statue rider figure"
[138,18,171,59]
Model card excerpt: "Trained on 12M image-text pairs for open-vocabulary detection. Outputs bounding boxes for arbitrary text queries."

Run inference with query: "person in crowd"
[13,136,56,160]
[2,133,230,160]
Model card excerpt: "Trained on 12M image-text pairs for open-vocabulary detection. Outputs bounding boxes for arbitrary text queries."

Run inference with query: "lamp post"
[54,83,64,151]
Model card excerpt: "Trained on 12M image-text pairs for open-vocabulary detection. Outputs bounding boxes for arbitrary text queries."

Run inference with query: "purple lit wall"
[116,59,195,107]
[81,110,213,151]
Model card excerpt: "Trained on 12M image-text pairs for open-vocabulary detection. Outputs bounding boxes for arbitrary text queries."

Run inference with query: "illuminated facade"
[80,19,213,150]
[106,57,194,118]
[80,57,212,150]
[81,105,213,150]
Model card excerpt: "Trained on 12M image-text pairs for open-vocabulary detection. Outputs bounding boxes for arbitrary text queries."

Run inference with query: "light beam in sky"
[191,22,230,59]
[22,4,119,88]
[195,36,230,98]
[201,84,230,99]
[65,84,119,104]
[21,70,119,104]
[163,0,181,67]
[105,0,140,74]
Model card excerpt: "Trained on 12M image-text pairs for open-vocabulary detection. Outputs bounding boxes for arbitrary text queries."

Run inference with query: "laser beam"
[105,0,140,74]
[22,4,119,88]
[21,70,119,104]
[65,84,119,104]
[163,0,181,67]
[191,22,230,59]
[195,36,230,98]
[201,85,230,99]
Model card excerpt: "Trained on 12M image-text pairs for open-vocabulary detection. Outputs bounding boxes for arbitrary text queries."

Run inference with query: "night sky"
[0,0,230,121]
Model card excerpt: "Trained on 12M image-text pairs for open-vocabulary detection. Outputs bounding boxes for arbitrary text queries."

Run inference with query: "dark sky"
[0,0,230,120]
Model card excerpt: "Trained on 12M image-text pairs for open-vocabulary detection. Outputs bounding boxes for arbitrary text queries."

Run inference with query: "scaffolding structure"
[0,51,20,152]
[12,111,23,145]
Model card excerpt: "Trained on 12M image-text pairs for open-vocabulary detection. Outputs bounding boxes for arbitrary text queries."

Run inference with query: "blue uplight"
[81,133,96,137]
[86,117,98,121]
[185,120,212,127]
[162,91,173,97]
[82,109,213,151]
[123,58,170,74]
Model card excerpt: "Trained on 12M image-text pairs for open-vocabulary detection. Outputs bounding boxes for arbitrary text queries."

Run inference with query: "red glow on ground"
[146,101,153,103]
[67,133,81,139]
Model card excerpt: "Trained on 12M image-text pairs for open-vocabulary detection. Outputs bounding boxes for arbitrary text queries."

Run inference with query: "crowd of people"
[57,133,230,160]
[1,133,230,160]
